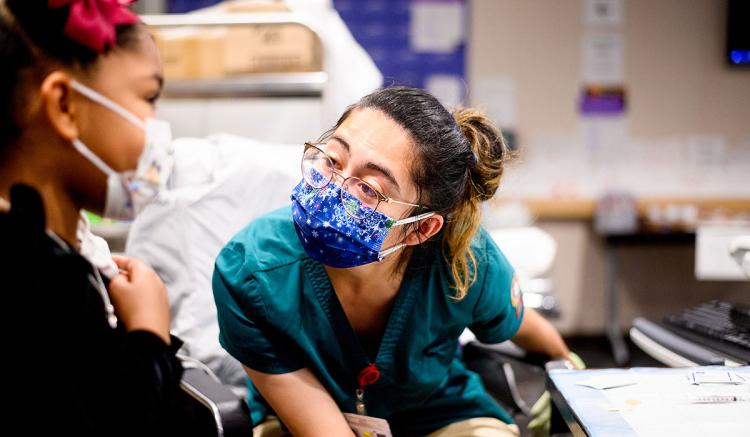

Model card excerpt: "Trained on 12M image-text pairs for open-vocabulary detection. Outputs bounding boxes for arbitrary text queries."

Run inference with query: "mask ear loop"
[392,211,435,226]
[377,243,407,261]
[72,138,116,177]
[70,80,145,130]
[378,211,436,261]
[69,80,147,178]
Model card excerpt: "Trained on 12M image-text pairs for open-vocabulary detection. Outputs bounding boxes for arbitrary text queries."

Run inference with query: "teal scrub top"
[213,207,525,436]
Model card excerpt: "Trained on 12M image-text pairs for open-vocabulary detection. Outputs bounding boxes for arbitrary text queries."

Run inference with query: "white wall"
[469,0,750,200]
[469,0,750,334]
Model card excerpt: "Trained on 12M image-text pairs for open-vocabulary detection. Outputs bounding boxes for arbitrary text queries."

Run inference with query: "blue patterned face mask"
[290,179,434,268]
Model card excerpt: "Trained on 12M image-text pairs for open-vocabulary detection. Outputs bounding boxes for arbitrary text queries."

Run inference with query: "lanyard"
[355,363,381,415]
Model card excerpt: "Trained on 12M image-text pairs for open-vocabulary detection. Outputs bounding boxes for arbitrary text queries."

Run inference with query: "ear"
[39,71,79,142]
[404,214,444,246]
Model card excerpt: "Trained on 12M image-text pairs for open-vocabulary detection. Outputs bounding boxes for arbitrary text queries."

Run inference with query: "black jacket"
[1,184,183,436]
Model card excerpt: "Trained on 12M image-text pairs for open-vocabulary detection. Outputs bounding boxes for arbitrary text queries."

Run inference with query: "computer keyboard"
[661,300,750,363]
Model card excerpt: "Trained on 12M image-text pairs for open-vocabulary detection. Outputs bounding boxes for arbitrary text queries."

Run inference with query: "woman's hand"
[245,366,356,437]
[108,255,171,344]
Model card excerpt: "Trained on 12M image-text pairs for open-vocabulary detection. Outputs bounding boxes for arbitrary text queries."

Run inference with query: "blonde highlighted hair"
[444,108,510,299]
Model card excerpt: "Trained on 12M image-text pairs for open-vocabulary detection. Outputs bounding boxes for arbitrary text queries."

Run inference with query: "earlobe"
[40,71,79,141]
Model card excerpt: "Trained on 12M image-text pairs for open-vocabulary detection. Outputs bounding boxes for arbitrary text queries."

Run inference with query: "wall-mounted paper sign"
[410,0,465,53]
[425,74,466,109]
[473,76,518,130]
[686,136,727,171]
[584,0,624,26]
[582,33,625,85]
[579,85,626,116]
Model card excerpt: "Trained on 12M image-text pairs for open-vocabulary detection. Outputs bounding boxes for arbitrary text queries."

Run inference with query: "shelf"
[162,71,327,98]
[493,196,750,221]
[142,13,326,98]
[141,12,314,28]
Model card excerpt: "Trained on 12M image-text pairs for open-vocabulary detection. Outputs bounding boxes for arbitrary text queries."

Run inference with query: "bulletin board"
[333,0,468,107]
[168,0,222,13]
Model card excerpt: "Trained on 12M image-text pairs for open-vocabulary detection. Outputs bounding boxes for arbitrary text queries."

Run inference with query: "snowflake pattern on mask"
[290,178,399,267]
[294,180,396,242]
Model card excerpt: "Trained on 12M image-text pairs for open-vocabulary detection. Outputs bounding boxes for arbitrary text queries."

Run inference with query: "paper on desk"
[599,369,750,437]
[687,370,747,385]
[576,375,638,390]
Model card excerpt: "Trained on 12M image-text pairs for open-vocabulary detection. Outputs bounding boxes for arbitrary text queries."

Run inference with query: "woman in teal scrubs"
[213,87,573,436]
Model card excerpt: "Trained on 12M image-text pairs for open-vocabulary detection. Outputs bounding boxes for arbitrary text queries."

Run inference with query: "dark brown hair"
[330,86,510,299]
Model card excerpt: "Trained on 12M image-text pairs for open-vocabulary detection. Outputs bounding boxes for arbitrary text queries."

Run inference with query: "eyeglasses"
[301,142,427,219]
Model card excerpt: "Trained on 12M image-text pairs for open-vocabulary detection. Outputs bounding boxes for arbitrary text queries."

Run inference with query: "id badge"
[343,413,392,437]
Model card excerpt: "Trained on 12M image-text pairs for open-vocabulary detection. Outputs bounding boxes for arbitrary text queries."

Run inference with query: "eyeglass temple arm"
[394,211,436,226]
[385,198,426,209]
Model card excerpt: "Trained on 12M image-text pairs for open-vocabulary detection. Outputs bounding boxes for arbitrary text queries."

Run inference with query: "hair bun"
[452,107,508,201]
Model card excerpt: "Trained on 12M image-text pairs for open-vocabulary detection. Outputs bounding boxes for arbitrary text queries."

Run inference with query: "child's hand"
[109,255,171,344]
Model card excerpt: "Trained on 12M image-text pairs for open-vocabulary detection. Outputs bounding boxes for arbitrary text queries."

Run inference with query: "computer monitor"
[727,0,750,66]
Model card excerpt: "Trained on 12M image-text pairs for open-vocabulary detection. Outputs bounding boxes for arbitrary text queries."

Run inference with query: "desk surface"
[494,197,750,221]
[548,366,750,437]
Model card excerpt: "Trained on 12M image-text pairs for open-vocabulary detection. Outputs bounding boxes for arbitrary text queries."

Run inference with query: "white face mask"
[70,80,174,220]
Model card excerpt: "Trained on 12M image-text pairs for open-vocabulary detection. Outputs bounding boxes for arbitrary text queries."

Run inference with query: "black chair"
[176,356,253,437]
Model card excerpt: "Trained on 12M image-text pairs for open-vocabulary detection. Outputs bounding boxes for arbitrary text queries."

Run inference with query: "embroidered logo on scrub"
[510,274,523,319]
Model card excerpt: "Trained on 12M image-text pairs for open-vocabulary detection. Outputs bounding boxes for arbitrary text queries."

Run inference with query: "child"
[1,1,181,435]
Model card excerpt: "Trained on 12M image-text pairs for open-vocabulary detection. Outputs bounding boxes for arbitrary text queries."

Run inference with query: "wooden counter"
[492,197,750,221]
